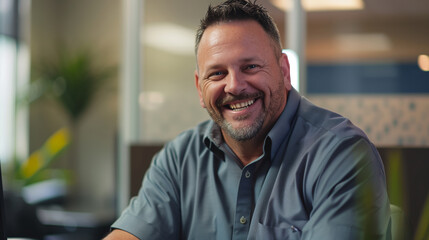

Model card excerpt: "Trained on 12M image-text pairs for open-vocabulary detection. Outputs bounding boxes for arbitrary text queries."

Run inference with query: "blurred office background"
[0,0,428,239]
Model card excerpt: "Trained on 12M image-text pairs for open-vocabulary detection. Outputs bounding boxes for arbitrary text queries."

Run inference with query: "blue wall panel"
[307,62,429,94]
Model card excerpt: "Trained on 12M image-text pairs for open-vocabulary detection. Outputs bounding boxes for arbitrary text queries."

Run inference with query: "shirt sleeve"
[301,137,391,240]
[111,142,182,240]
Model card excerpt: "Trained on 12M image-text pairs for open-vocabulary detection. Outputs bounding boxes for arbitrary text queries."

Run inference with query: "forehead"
[197,20,275,65]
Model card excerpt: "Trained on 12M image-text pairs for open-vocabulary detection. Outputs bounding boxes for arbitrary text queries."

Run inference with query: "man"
[105,0,391,239]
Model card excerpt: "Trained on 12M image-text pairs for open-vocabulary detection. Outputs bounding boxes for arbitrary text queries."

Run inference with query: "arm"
[110,143,182,239]
[302,137,391,240]
[104,229,140,240]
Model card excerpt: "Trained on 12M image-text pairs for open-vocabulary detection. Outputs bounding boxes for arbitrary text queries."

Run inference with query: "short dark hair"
[195,0,282,56]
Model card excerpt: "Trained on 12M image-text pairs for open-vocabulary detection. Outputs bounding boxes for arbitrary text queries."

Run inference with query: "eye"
[207,71,226,80]
[244,64,260,72]
[212,71,224,76]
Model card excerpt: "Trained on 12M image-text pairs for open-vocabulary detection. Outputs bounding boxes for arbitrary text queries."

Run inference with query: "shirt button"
[291,225,299,232]
[240,216,247,224]
[245,171,251,178]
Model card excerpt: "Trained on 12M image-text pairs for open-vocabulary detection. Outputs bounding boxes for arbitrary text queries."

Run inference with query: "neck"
[223,133,266,166]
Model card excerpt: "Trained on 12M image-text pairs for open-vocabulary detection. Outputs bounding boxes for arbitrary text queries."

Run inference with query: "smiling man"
[105,0,391,239]
[195,19,290,166]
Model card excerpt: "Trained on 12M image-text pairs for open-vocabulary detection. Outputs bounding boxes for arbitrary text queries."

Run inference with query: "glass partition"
[302,2,429,239]
[303,2,429,146]
[139,0,219,143]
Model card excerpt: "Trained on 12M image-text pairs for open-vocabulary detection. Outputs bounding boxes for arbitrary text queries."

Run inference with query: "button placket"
[232,165,256,239]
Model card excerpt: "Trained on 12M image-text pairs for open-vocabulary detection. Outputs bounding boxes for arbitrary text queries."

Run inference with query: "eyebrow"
[201,56,265,77]
[205,57,263,69]
[239,57,263,64]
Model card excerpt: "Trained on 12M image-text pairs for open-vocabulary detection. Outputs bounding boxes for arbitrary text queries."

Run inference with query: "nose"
[224,70,246,95]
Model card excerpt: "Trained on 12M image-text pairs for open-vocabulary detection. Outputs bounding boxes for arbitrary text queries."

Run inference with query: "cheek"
[257,76,282,104]
[202,82,224,106]
[251,77,271,94]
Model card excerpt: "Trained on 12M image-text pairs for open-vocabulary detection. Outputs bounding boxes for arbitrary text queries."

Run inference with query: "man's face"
[195,20,291,142]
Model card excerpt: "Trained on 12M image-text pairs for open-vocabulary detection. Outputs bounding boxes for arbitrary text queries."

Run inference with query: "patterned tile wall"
[308,95,429,147]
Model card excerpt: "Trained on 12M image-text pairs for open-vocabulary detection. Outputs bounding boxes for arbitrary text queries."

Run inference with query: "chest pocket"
[253,222,302,240]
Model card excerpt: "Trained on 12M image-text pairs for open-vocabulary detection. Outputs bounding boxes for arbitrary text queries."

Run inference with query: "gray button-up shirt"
[112,88,391,240]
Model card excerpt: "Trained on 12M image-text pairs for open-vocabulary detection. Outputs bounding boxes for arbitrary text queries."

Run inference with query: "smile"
[228,99,255,111]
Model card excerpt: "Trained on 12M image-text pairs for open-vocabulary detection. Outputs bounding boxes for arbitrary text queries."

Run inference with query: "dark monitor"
[0,163,7,240]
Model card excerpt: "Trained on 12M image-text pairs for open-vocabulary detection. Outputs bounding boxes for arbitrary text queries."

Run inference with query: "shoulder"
[291,95,384,169]
[289,97,382,174]
[145,119,213,189]
[288,97,385,200]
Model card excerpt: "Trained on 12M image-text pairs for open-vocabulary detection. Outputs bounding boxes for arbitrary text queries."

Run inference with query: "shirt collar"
[203,121,222,149]
[266,87,300,160]
[203,88,301,161]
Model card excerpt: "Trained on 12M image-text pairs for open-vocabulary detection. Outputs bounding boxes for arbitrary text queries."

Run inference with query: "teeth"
[230,99,255,110]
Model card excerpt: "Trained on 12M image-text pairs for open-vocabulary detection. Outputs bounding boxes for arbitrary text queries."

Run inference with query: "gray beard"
[217,111,265,142]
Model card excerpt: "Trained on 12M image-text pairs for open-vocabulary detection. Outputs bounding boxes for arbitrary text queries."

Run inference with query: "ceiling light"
[418,54,429,72]
[335,33,391,52]
[271,0,364,11]
[142,23,195,55]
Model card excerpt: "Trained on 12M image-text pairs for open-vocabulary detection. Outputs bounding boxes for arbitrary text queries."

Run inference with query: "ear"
[280,53,292,91]
[195,69,206,108]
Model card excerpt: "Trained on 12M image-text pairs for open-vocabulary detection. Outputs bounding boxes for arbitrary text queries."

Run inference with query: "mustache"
[216,92,264,107]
